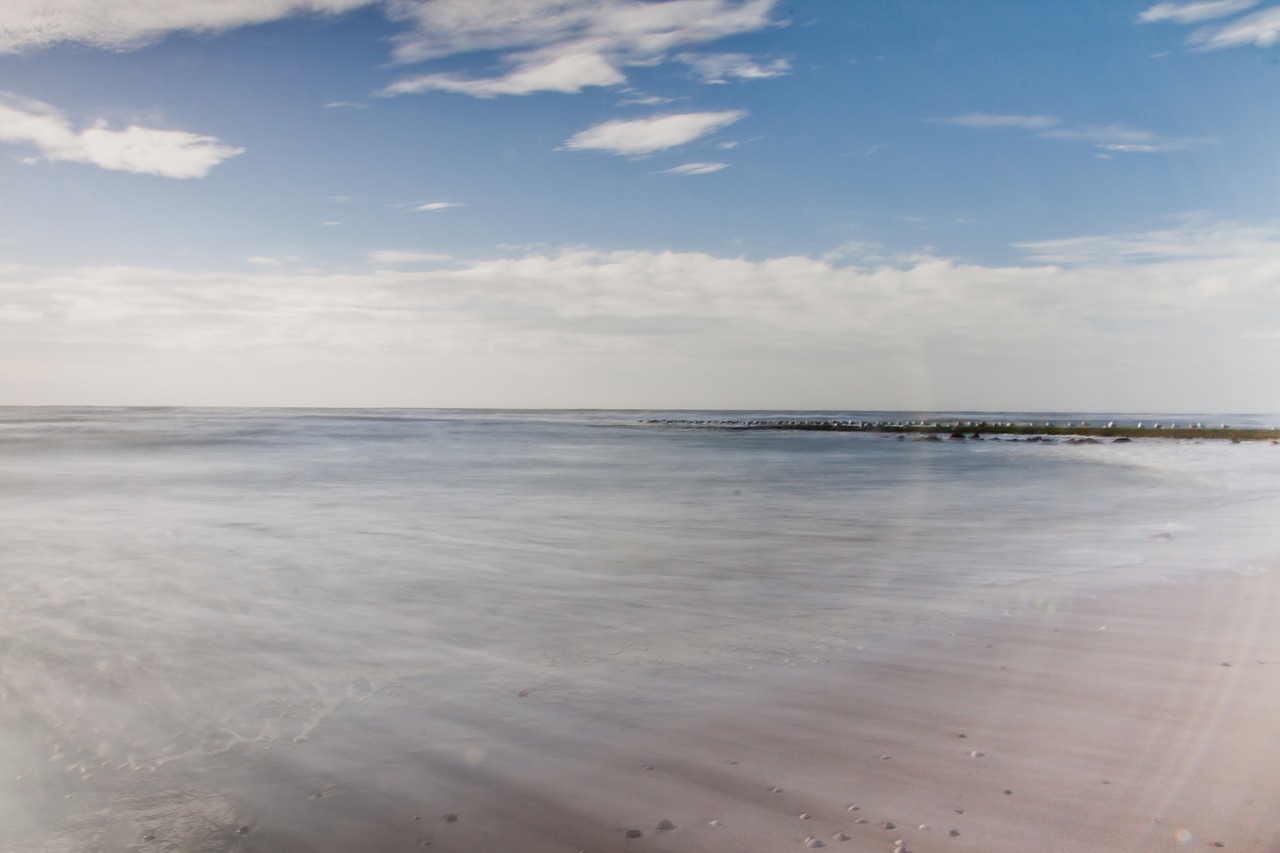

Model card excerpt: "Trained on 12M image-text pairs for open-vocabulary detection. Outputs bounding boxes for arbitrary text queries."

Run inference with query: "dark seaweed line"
[643,419,1280,442]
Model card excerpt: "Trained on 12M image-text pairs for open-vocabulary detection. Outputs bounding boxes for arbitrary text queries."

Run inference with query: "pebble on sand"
[237,825,251,835]
[804,836,824,848]
[709,820,722,827]
[855,818,868,824]
[831,831,850,841]
[769,786,784,793]
[656,819,675,831]
[799,813,811,820]
[949,829,961,837]
[846,805,860,811]
[624,829,643,839]
[883,822,896,830]
[443,814,458,823]
[969,751,985,758]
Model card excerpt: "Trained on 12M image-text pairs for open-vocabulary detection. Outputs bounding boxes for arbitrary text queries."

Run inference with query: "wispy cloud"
[662,162,728,175]
[0,0,375,53]
[617,92,678,107]
[1191,5,1280,47]
[413,201,463,212]
[0,91,242,178]
[381,0,783,98]
[945,111,1206,155]
[1015,218,1280,263]
[1041,123,1207,152]
[1138,0,1259,24]
[676,52,789,83]
[369,250,452,264]
[0,0,784,103]
[944,112,1061,130]
[1137,0,1280,50]
[564,111,746,156]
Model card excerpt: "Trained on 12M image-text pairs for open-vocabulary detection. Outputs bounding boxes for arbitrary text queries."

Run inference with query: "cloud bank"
[2,222,1277,409]
[0,92,243,178]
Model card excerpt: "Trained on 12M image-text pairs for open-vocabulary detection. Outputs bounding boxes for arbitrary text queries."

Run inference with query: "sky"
[0,0,1278,411]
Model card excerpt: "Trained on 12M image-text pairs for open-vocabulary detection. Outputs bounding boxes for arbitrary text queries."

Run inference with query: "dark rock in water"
[948,432,966,440]
[1112,437,1132,443]
[624,829,643,839]
[970,432,983,439]
[238,826,252,835]
[656,819,676,831]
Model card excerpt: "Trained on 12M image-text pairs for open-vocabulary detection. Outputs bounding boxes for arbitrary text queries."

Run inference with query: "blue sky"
[1,0,1278,410]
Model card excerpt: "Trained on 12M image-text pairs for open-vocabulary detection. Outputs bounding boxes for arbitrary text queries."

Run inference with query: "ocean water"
[1,408,1277,851]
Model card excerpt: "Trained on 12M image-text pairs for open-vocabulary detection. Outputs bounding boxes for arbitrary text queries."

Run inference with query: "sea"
[1,407,1277,851]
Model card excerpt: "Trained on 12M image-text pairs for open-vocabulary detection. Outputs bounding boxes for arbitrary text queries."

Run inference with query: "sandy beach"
[135,562,1276,853]
[8,416,1278,853]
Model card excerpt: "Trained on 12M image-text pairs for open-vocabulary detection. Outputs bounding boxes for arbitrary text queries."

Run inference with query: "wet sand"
[379,567,1278,853]
[48,562,1276,853]
[20,555,1280,845]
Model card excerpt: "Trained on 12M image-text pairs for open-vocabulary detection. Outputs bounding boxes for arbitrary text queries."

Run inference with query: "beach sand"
[28,562,1279,853]
[147,563,1275,853]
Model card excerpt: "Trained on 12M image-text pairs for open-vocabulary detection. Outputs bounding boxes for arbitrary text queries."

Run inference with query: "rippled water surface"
[2,408,1277,850]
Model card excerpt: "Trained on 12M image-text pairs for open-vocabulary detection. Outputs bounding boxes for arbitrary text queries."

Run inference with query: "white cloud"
[1191,6,1280,47]
[413,201,462,211]
[944,113,1061,130]
[369,250,452,264]
[1138,0,1259,24]
[381,0,782,97]
[381,51,626,97]
[0,0,375,53]
[0,1,783,101]
[662,161,728,174]
[676,52,789,83]
[3,222,1278,409]
[0,92,242,178]
[564,110,746,156]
